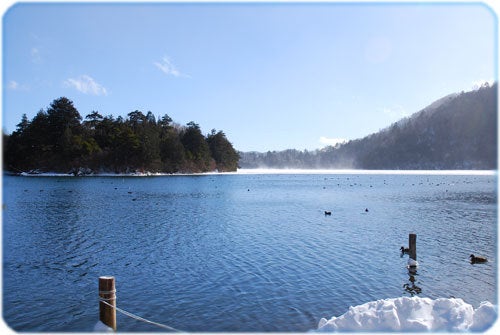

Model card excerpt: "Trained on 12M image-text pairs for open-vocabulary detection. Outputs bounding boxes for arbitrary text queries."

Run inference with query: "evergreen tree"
[4,97,240,174]
[160,127,186,173]
[207,129,240,171]
[180,122,213,172]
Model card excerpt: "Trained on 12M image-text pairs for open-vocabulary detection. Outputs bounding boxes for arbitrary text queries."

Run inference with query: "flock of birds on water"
[323,211,488,265]
[27,176,491,266]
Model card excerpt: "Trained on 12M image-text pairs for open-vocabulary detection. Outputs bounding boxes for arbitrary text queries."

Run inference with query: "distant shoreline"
[235,168,496,175]
[4,168,496,177]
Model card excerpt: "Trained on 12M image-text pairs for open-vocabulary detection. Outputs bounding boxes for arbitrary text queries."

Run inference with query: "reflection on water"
[403,272,422,296]
[400,246,422,296]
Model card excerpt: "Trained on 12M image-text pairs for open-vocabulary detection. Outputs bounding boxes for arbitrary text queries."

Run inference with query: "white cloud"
[7,80,19,90]
[319,137,347,146]
[63,75,108,96]
[31,47,42,63]
[154,56,189,78]
[7,80,28,91]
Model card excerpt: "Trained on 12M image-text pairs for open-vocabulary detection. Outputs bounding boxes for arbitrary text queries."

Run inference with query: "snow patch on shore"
[13,169,495,177]
[316,297,496,332]
[236,168,495,175]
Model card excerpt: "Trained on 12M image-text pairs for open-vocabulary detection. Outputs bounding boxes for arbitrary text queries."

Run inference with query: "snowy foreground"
[93,297,495,332]
[316,297,496,332]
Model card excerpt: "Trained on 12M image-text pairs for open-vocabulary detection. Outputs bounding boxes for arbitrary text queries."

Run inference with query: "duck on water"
[470,254,488,264]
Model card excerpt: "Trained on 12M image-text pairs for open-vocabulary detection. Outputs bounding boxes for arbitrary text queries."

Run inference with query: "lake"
[2,171,497,332]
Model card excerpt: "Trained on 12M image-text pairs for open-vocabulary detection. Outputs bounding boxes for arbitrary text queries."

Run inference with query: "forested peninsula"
[3,97,240,175]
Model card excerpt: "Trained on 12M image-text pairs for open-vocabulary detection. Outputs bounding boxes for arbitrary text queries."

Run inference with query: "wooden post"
[99,276,117,331]
[409,233,417,260]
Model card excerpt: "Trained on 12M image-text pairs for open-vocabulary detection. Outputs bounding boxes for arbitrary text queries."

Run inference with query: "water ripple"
[2,174,496,332]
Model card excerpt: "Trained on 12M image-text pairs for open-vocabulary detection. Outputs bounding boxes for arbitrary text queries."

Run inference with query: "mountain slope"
[239,83,497,170]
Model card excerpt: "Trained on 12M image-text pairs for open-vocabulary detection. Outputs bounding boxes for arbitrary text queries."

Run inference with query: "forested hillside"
[3,97,239,174]
[240,83,497,170]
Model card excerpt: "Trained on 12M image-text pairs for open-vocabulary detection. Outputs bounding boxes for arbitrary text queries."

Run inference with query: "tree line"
[3,97,240,174]
[240,83,497,170]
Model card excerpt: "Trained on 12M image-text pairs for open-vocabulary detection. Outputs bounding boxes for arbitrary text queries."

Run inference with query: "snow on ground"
[236,169,495,175]
[316,297,496,332]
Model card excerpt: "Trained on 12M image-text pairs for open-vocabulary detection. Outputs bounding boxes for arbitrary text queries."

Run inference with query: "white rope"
[99,289,116,295]
[99,299,184,332]
[99,297,116,301]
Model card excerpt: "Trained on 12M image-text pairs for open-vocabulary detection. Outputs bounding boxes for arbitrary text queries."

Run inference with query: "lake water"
[2,171,497,332]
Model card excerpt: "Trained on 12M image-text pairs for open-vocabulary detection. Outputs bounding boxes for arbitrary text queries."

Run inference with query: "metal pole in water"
[409,233,417,260]
[99,276,117,331]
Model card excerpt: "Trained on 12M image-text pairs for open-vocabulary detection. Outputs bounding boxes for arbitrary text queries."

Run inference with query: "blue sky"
[2,0,497,152]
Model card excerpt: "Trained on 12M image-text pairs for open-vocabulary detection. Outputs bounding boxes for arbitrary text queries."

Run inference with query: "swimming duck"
[470,254,487,264]
[400,246,410,254]
[324,211,332,216]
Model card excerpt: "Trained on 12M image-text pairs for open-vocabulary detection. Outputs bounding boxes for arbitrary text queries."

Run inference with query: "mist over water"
[2,172,496,332]
[236,168,496,175]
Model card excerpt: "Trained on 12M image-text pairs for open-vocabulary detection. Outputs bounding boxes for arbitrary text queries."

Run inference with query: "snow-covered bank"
[236,168,496,176]
[15,170,235,177]
[316,297,496,332]
[9,169,495,177]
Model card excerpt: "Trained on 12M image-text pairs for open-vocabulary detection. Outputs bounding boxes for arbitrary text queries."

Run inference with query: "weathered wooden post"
[99,276,117,331]
[409,233,417,260]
